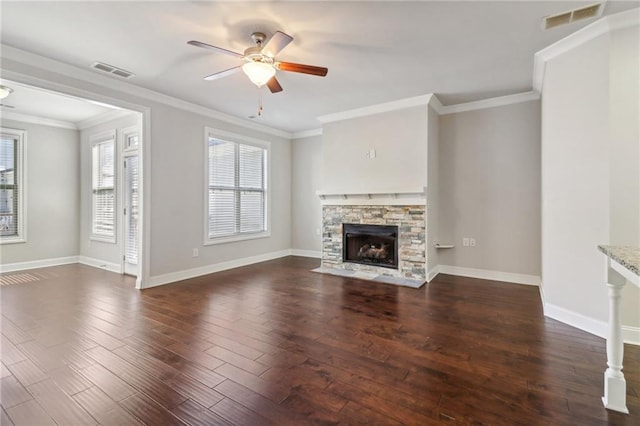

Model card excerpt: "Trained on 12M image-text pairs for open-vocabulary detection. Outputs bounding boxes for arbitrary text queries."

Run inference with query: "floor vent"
[90,62,135,79]
[543,3,603,30]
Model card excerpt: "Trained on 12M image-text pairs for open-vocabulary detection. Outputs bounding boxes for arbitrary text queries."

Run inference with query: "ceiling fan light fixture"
[0,85,14,99]
[242,61,276,88]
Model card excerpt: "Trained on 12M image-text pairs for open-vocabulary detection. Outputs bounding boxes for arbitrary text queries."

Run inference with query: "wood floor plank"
[0,375,33,409]
[214,379,297,424]
[72,386,142,426]
[6,359,47,387]
[48,365,94,396]
[170,398,231,426]
[1,406,14,426]
[5,399,55,426]
[209,397,276,426]
[78,363,137,402]
[205,345,270,375]
[27,379,97,425]
[119,392,187,426]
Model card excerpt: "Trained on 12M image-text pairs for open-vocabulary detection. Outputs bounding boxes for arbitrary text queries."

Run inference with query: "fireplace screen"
[343,223,398,269]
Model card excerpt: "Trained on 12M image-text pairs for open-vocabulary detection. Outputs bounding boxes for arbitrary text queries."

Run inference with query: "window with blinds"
[206,131,268,243]
[124,155,139,264]
[0,128,25,243]
[91,135,116,242]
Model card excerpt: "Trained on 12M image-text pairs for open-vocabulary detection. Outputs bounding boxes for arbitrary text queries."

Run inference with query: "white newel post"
[602,271,628,413]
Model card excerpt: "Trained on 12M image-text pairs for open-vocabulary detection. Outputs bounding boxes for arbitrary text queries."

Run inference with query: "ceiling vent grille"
[90,62,135,79]
[543,3,603,30]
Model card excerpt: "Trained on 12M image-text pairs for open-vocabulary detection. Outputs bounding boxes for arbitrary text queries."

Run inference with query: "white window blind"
[207,137,267,240]
[92,138,116,241]
[124,156,139,263]
[0,132,21,240]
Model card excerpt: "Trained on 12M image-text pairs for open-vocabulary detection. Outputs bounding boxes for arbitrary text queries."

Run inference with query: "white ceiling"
[0,80,116,125]
[1,1,638,133]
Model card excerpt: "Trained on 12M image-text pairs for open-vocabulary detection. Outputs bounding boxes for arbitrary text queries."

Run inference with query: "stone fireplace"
[320,201,427,286]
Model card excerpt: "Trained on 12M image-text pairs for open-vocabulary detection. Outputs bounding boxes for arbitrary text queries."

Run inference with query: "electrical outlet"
[469,238,476,247]
[192,248,199,257]
[463,238,470,247]
[366,149,376,159]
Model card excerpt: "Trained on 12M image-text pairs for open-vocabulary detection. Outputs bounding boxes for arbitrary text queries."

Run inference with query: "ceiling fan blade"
[266,76,283,93]
[261,31,293,58]
[204,66,242,81]
[187,40,244,58]
[275,61,328,77]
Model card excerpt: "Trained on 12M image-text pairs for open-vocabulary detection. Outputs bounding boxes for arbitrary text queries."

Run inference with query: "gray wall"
[322,106,429,191]
[426,105,439,275]
[80,113,139,265]
[291,135,322,253]
[0,119,80,263]
[438,100,541,276]
[148,105,291,277]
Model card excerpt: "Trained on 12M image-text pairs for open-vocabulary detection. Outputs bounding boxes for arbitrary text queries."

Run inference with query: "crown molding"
[76,108,137,130]
[439,91,540,115]
[292,128,323,139]
[533,8,639,92]
[0,110,77,130]
[318,94,433,124]
[0,44,292,139]
[428,94,444,114]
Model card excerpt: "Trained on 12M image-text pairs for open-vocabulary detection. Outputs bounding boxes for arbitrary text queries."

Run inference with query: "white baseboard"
[543,302,608,339]
[622,326,640,346]
[78,256,121,274]
[0,256,79,273]
[290,249,322,258]
[427,265,440,282]
[543,302,640,345]
[143,249,292,289]
[438,265,540,286]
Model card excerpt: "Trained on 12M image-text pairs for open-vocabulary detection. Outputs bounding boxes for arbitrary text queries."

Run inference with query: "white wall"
[0,119,80,264]
[80,113,139,266]
[321,106,428,191]
[291,135,322,254]
[426,105,439,276]
[541,22,640,332]
[438,100,541,276]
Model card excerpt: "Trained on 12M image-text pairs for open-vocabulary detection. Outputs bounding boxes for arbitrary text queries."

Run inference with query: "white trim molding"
[143,249,292,289]
[438,265,540,286]
[78,256,121,274]
[427,265,440,282]
[290,249,321,258]
[292,128,323,139]
[77,109,137,130]
[543,301,608,339]
[318,94,433,124]
[1,111,77,130]
[438,91,540,115]
[0,256,79,273]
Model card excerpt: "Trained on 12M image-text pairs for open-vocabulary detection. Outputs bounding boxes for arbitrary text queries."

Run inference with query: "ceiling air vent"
[543,3,603,30]
[90,62,135,79]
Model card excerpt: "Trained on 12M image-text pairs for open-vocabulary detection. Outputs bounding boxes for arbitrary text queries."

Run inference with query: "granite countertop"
[598,245,640,276]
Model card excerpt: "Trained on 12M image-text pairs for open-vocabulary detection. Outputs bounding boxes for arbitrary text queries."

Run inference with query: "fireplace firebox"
[342,223,398,269]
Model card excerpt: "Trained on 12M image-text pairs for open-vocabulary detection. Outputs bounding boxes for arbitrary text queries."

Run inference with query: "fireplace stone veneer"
[322,205,426,281]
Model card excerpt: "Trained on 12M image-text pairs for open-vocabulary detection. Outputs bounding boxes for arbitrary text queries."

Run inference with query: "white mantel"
[316,187,426,206]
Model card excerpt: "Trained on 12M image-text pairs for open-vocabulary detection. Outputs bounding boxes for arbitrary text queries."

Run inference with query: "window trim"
[90,130,117,244]
[203,127,271,246]
[0,127,27,245]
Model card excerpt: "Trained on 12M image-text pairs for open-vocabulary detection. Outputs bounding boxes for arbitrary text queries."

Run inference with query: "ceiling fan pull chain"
[257,90,263,117]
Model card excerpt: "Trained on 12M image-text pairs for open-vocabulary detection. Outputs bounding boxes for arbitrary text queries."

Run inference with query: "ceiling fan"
[188,31,328,93]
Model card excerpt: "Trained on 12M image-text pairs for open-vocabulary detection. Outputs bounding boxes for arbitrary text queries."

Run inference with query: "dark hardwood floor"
[1,256,638,425]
